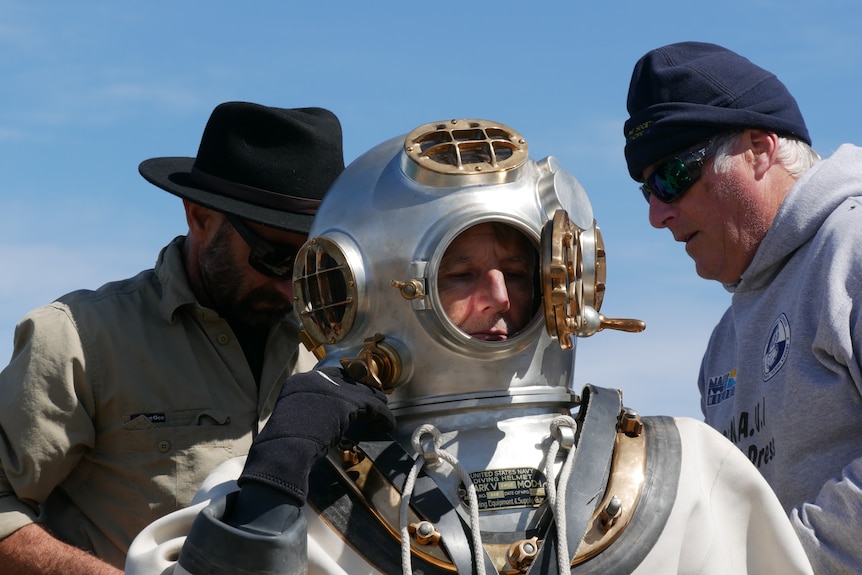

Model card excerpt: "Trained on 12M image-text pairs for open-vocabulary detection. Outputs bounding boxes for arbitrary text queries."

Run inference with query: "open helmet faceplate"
[293,119,643,417]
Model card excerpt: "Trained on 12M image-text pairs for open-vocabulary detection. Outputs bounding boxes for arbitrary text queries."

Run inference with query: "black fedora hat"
[139,101,344,233]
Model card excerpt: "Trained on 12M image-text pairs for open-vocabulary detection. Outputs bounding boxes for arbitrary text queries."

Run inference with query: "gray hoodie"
[698,144,862,573]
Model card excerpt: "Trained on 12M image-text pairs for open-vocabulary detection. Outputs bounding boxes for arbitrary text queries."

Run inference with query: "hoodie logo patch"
[763,313,790,381]
[707,368,737,406]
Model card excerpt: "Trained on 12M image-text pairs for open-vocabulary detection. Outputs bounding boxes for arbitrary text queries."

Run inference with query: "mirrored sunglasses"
[640,139,716,204]
[225,214,300,279]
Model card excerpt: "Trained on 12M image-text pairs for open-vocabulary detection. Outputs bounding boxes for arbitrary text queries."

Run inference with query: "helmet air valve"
[541,209,646,347]
[339,333,402,393]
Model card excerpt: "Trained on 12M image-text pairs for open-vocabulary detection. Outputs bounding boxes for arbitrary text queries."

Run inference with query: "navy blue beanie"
[623,42,810,181]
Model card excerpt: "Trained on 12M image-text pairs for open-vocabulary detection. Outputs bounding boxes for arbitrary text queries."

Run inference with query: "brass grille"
[293,237,357,345]
[403,119,528,182]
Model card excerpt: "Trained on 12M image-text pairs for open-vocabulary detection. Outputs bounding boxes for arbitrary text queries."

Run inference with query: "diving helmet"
[292,119,643,416]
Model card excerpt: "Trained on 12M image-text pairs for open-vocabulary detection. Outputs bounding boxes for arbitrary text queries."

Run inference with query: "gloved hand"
[180,367,393,571]
[238,366,395,505]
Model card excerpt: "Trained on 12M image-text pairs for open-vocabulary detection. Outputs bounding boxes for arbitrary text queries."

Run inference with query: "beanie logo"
[762,313,790,381]
[625,120,652,143]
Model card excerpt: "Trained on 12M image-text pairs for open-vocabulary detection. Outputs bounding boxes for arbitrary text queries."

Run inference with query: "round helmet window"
[436,222,539,341]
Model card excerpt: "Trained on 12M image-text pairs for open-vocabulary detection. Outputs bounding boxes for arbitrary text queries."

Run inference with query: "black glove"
[238,366,395,505]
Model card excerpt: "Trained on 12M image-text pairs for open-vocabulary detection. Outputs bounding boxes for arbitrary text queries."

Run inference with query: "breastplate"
[307,386,682,574]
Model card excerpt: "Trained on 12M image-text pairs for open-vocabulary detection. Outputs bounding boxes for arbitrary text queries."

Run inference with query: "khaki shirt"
[0,236,315,567]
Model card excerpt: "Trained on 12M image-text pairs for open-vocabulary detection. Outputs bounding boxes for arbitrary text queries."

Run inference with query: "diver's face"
[438,223,535,340]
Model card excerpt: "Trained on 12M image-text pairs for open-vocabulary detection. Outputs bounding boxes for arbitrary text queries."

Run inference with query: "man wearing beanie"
[0,102,346,573]
[624,41,862,573]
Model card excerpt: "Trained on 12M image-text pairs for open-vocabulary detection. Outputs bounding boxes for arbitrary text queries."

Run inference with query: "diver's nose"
[478,269,511,315]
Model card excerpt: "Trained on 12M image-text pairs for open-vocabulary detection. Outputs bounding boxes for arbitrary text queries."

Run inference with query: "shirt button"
[217,333,230,345]
[158,440,171,453]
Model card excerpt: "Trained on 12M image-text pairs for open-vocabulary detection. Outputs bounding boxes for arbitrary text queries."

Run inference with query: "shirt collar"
[155,236,204,323]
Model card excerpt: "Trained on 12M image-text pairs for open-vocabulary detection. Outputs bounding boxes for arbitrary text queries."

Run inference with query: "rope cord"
[399,424,486,575]
[544,415,579,574]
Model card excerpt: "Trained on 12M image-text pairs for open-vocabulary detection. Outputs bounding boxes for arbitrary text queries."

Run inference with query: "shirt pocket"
[123,408,243,526]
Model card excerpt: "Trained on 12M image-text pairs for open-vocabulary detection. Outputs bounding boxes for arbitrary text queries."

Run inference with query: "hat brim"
[139,157,315,234]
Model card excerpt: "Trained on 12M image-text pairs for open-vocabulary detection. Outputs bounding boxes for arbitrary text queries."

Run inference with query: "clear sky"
[1,0,859,419]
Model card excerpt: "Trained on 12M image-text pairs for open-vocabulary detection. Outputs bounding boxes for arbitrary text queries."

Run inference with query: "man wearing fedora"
[0,101,345,573]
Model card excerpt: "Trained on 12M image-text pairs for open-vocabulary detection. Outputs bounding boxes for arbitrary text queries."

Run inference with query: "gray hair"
[712,131,821,178]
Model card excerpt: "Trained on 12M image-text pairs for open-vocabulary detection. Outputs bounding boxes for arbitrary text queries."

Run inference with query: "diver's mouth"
[472,333,508,342]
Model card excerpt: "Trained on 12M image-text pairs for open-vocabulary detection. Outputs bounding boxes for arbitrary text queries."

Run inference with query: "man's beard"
[198,221,293,328]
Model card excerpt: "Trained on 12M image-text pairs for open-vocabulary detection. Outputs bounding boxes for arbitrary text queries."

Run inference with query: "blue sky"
[1,1,860,419]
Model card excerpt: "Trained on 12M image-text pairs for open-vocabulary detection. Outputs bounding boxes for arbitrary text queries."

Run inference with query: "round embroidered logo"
[762,313,790,381]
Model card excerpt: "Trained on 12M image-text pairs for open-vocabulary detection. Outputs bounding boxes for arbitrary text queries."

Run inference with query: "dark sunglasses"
[640,139,717,204]
[225,214,300,279]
